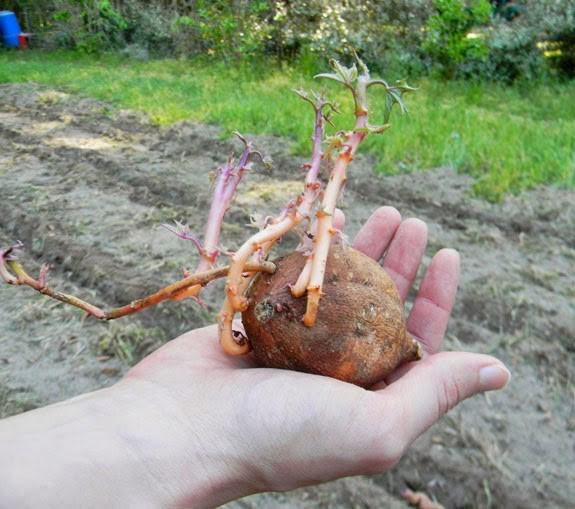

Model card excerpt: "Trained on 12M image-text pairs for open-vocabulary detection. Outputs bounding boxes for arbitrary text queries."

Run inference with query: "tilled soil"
[1,83,573,508]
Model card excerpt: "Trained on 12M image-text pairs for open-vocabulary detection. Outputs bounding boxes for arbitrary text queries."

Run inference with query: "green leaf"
[366,78,390,89]
[383,79,417,123]
[355,52,370,78]
[293,88,314,105]
[314,72,345,85]
[324,134,345,149]
[354,124,392,135]
[315,59,358,85]
[369,124,392,134]
[394,78,418,94]
[347,64,358,83]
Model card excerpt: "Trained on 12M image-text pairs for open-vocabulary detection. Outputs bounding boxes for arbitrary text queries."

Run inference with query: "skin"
[0,206,510,508]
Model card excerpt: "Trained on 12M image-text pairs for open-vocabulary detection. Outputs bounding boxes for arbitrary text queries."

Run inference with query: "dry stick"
[219,95,329,355]
[5,260,275,320]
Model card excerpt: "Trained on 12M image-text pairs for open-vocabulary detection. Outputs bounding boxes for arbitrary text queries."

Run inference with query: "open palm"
[119,206,509,507]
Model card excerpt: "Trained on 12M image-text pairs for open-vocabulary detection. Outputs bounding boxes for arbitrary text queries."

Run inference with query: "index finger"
[352,206,402,261]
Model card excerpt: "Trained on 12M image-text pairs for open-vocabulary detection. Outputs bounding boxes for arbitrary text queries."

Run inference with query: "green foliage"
[265,0,435,74]
[7,1,573,82]
[170,0,272,60]
[47,0,129,53]
[523,0,575,78]
[0,384,37,419]
[120,0,177,56]
[463,22,545,83]
[474,0,575,82]
[98,323,164,364]
[1,51,572,201]
[423,0,492,79]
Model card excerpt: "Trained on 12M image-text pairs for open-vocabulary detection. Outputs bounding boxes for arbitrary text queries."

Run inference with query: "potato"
[242,245,422,387]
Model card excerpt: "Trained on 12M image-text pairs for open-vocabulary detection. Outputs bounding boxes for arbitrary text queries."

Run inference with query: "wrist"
[0,381,255,508]
[108,378,258,508]
[0,387,162,508]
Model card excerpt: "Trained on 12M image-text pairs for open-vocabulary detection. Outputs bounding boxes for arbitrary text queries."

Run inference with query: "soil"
[1,83,573,508]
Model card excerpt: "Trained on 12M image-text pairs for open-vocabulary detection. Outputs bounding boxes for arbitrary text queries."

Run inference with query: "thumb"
[377,352,510,447]
[332,208,345,231]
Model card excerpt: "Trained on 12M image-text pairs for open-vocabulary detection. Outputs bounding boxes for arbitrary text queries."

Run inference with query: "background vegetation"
[4,0,574,81]
[1,0,573,199]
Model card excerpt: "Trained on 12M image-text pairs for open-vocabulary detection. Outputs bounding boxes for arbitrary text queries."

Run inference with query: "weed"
[0,385,37,419]
[97,323,165,364]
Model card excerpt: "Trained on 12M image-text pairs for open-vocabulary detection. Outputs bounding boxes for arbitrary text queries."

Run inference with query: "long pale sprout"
[303,57,415,326]
[1,241,274,321]
[218,92,333,354]
[168,133,267,301]
[303,70,370,325]
[2,56,414,358]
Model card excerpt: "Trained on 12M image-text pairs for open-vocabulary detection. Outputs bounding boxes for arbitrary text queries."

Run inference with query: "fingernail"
[479,364,511,391]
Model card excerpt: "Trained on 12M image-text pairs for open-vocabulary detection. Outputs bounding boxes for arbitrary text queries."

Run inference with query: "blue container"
[0,11,22,48]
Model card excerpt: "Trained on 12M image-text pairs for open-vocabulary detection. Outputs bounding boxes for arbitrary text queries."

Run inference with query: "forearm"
[0,388,155,508]
[0,383,249,508]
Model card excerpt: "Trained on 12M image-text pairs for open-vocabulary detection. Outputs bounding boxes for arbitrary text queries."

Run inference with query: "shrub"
[264,0,434,74]
[422,0,492,79]
[485,22,545,82]
[459,21,545,83]
[46,0,128,54]
[121,0,177,56]
[528,0,575,78]
[7,0,573,82]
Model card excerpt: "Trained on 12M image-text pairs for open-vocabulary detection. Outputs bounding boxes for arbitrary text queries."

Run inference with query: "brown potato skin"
[242,245,422,387]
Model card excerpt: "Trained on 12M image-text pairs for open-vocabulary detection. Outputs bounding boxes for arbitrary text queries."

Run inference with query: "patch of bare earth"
[1,83,573,508]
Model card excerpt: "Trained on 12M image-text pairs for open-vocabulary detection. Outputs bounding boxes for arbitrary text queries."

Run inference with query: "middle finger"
[381,218,428,302]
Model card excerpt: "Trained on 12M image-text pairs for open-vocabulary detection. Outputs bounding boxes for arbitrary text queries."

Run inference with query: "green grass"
[1,50,573,200]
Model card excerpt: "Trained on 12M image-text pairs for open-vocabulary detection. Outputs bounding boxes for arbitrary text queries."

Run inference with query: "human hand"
[0,207,510,509]
[110,206,510,508]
